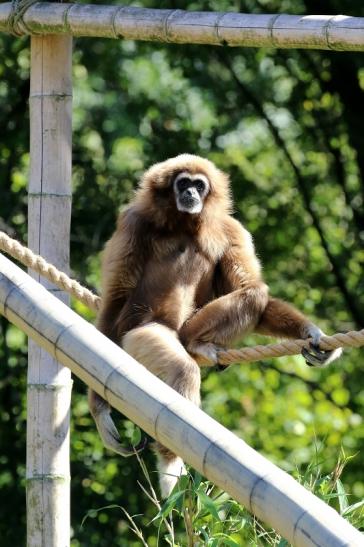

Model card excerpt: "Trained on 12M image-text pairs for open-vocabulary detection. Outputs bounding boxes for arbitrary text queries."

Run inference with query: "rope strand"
[1,230,363,365]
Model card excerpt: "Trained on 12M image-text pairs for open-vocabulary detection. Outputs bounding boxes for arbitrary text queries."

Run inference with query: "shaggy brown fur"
[89,153,340,498]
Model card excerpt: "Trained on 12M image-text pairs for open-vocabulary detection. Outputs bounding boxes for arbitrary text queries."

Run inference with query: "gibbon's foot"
[302,342,343,368]
[157,454,187,499]
[94,404,147,457]
[152,442,187,498]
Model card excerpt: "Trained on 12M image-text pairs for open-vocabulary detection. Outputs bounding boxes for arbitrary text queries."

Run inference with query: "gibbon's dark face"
[173,171,210,214]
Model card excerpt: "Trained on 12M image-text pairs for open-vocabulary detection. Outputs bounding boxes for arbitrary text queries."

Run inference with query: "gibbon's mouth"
[177,197,203,214]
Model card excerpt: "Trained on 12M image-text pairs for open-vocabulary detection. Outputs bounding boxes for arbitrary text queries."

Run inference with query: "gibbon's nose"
[185,187,198,199]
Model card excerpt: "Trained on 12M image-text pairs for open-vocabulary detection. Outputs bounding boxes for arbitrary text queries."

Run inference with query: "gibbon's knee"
[122,322,184,367]
[122,322,201,406]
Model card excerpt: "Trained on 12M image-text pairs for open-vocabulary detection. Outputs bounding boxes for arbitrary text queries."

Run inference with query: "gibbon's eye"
[177,177,191,192]
[195,179,206,194]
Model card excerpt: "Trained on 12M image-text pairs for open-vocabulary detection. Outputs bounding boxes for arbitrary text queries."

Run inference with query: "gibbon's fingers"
[302,342,343,368]
[188,342,230,371]
[187,341,225,366]
[94,407,147,457]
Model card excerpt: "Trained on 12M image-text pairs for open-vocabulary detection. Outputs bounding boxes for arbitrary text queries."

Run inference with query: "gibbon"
[89,154,341,498]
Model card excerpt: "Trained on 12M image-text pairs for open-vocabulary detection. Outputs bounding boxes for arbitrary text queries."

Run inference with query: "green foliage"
[0,0,364,545]
[79,450,363,546]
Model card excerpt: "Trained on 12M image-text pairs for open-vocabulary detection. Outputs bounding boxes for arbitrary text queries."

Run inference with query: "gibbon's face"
[173,171,210,214]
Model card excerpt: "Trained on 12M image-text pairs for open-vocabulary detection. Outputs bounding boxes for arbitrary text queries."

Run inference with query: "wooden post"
[27,35,73,547]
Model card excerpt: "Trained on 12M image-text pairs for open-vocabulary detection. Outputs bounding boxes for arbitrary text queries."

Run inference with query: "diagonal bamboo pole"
[0,253,363,547]
[27,35,72,547]
[0,2,364,51]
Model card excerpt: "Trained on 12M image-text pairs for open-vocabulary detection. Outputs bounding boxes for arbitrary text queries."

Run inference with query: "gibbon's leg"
[179,285,268,364]
[255,298,342,366]
[122,322,201,498]
[88,297,150,457]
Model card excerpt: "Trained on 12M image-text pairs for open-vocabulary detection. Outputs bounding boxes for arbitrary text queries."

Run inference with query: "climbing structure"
[1,3,364,546]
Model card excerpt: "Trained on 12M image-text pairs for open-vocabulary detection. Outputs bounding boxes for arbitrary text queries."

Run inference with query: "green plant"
[131,447,363,546]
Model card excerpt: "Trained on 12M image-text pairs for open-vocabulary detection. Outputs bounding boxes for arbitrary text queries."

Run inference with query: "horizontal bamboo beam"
[0,253,363,547]
[1,2,364,51]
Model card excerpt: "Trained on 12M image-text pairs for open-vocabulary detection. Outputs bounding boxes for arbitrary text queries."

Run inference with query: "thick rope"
[0,231,100,311]
[217,330,364,365]
[1,230,363,365]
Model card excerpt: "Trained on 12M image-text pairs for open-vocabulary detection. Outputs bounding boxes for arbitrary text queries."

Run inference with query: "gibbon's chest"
[138,236,216,328]
[147,235,214,284]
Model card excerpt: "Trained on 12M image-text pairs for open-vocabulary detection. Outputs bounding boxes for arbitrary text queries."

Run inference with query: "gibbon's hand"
[301,324,343,367]
[186,340,226,367]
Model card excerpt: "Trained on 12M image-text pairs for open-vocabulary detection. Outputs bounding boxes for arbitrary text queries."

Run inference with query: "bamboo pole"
[0,255,362,547]
[27,35,72,547]
[1,2,364,51]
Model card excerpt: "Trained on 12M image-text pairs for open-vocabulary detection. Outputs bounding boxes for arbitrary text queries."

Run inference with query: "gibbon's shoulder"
[222,216,256,253]
[116,205,144,232]
[223,215,251,240]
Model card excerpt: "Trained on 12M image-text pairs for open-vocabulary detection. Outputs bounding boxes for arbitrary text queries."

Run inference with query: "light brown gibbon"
[89,154,342,498]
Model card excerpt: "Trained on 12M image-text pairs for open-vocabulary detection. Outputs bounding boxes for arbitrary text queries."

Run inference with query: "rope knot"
[7,0,39,36]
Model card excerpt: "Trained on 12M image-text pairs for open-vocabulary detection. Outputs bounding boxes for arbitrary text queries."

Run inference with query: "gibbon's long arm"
[255,298,315,340]
[180,217,341,368]
[97,208,144,340]
[255,299,343,366]
[89,208,148,457]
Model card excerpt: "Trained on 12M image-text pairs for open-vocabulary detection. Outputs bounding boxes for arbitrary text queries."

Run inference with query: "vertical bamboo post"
[27,35,73,546]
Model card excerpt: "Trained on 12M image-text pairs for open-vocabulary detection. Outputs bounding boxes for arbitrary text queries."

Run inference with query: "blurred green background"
[0,0,363,544]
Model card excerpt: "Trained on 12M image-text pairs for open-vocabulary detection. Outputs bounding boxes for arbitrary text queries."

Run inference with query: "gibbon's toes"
[302,343,342,368]
[95,409,148,457]
[108,432,148,457]
[111,434,148,458]
[127,436,148,456]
